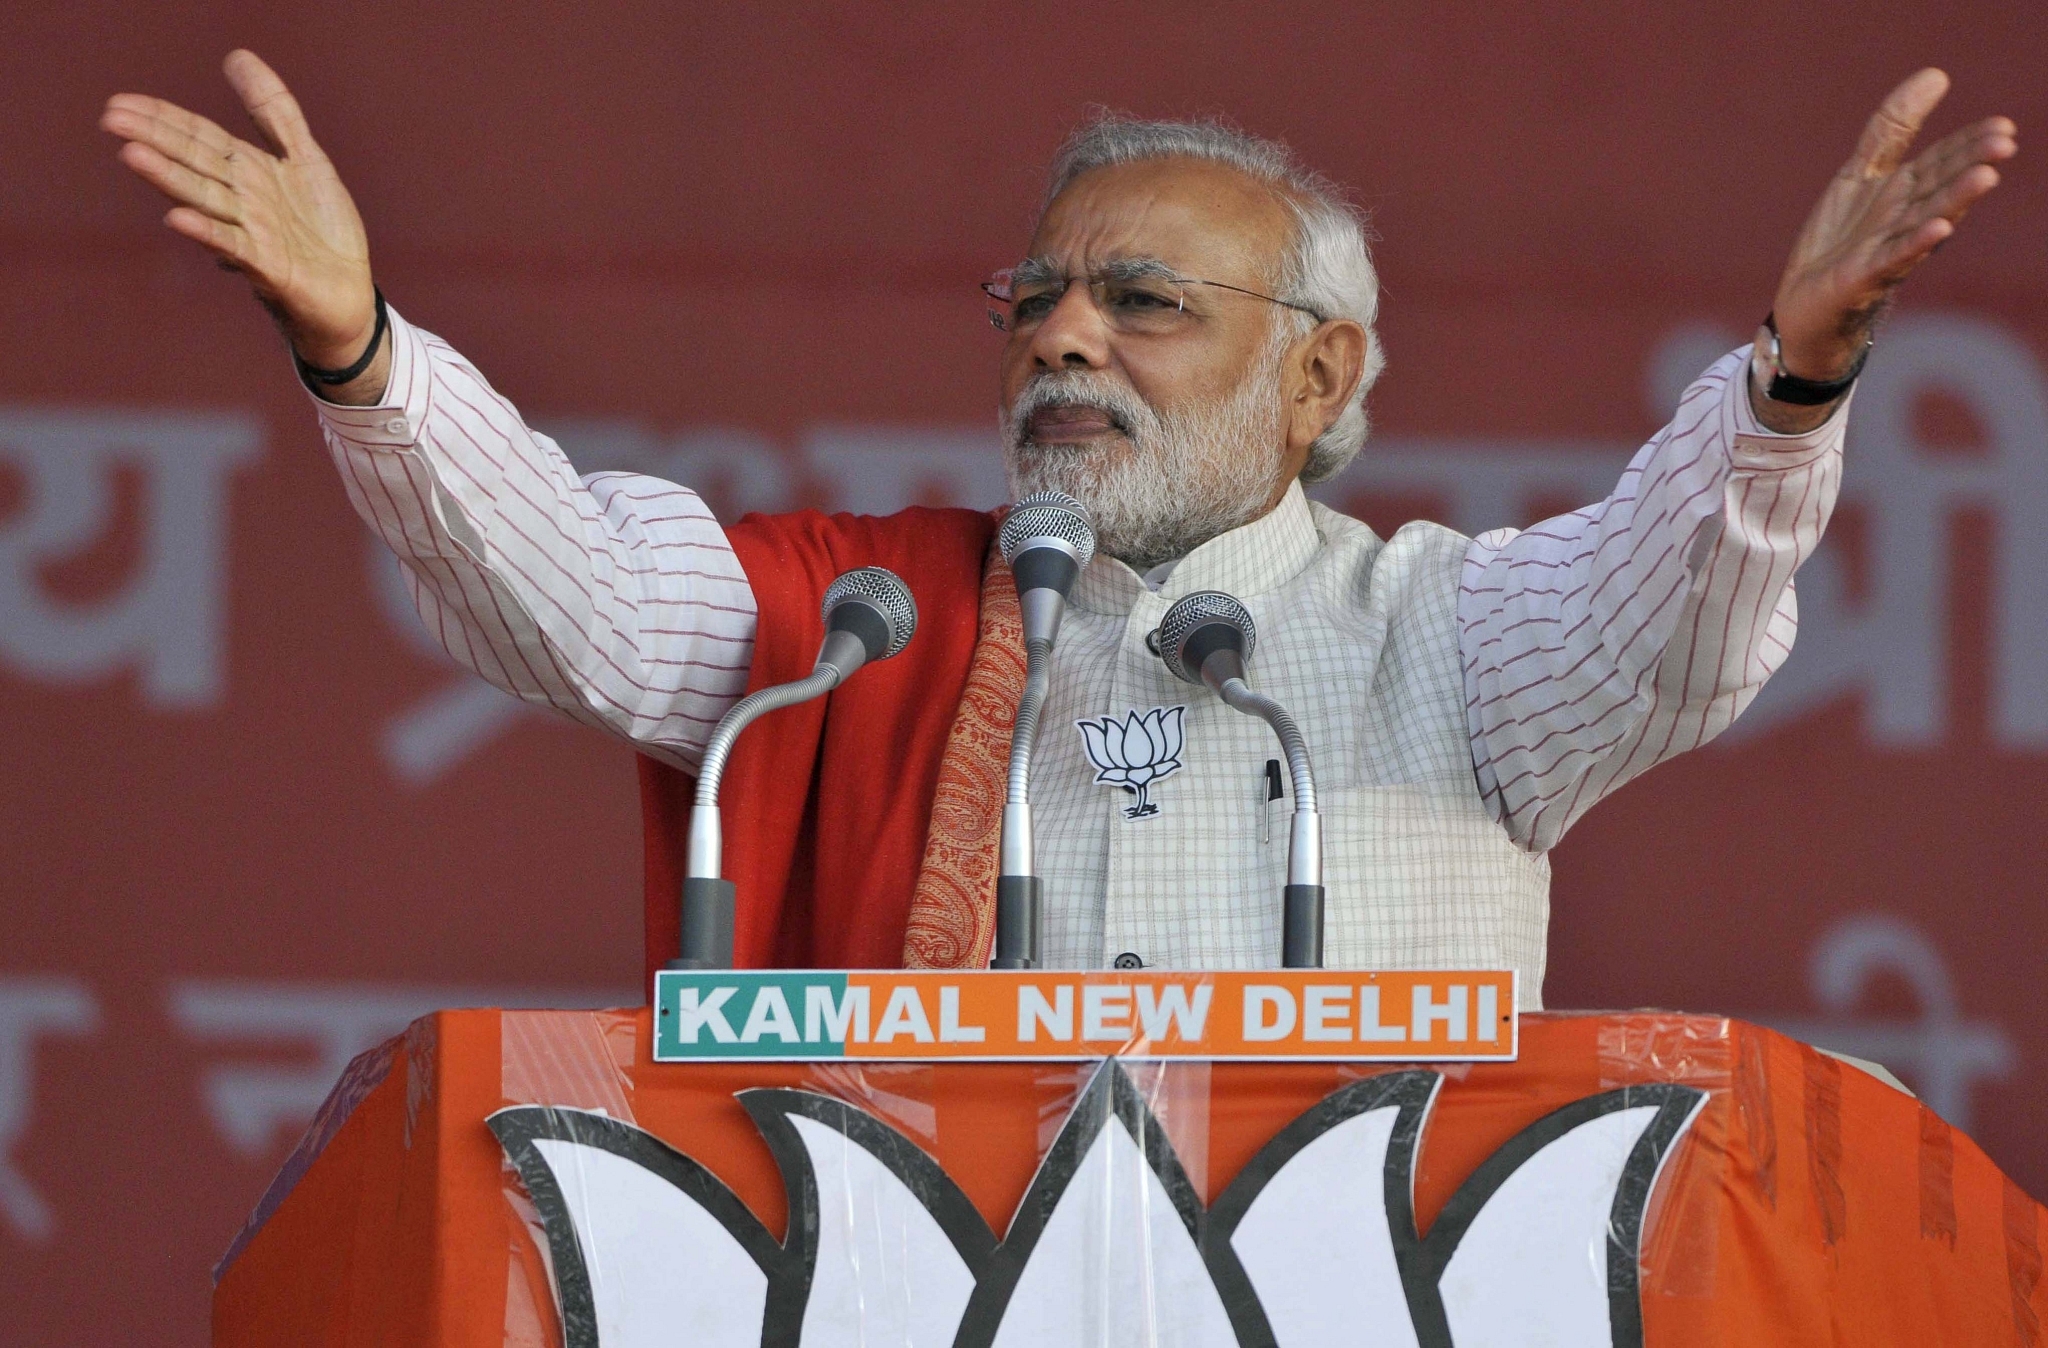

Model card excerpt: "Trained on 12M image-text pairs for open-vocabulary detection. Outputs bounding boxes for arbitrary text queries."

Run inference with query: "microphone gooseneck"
[674,566,917,970]
[999,490,1097,807]
[1159,590,1326,968]
[995,490,1096,969]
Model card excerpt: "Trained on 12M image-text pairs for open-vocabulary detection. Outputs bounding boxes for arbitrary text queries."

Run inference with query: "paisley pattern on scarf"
[902,540,1023,969]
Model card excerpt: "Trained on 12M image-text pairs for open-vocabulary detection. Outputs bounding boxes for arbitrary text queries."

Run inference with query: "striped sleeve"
[1460,347,1847,851]
[310,308,756,770]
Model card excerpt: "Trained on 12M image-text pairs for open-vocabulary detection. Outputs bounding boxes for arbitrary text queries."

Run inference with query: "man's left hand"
[1762,68,2016,424]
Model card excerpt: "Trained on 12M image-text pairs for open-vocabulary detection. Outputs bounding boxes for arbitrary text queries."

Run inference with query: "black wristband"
[1758,312,1869,406]
[294,288,388,387]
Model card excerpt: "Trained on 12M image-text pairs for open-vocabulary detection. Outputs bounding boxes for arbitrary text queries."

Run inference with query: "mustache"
[1004,373,1149,443]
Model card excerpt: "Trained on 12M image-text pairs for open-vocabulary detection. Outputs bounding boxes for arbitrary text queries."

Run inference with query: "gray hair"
[1043,113,1385,483]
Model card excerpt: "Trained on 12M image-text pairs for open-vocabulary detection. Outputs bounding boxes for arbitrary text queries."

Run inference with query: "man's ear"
[1286,319,1367,456]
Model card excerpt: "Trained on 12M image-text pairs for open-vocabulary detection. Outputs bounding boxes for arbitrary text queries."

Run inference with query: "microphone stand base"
[672,876,737,970]
[1281,883,1325,968]
[991,874,1042,969]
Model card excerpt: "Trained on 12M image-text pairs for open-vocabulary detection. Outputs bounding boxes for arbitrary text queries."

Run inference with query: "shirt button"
[1112,952,1144,970]
[384,416,410,435]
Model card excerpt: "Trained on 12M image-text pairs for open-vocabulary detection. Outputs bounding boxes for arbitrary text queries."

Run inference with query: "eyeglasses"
[981,264,1324,336]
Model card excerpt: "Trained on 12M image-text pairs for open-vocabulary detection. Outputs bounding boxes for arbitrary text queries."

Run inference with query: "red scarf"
[638,506,1024,994]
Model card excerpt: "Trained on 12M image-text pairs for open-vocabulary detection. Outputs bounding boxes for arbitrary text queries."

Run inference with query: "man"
[102,54,2015,1003]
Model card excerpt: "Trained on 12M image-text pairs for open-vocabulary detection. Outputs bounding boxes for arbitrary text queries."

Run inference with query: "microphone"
[1158,591,1325,968]
[1001,489,1096,646]
[672,566,918,970]
[994,490,1097,969]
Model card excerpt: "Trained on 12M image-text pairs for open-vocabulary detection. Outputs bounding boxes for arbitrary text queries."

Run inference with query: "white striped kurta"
[316,311,1844,1001]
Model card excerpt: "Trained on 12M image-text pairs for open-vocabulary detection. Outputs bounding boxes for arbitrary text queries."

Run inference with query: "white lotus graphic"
[491,1063,1704,1347]
[1077,705,1186,818]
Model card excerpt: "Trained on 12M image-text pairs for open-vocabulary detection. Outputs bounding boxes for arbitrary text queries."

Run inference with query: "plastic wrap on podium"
[211,1008,2046,1346]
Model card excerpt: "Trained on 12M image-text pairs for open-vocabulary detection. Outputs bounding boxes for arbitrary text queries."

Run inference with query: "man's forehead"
[1026,157,1291,276]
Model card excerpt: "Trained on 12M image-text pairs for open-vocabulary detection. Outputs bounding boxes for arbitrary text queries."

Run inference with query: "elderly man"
[103,54,2014,1003]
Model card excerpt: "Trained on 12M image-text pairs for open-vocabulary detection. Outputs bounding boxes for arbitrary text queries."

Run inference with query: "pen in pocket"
[1261,758,1283,844]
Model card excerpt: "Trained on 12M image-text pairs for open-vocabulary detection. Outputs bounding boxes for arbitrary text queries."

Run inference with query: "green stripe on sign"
[654,971,853,1061]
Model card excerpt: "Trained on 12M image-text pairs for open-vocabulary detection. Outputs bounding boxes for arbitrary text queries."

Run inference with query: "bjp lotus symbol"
[489,1061,1706,1348]
[1077,704,1186,819]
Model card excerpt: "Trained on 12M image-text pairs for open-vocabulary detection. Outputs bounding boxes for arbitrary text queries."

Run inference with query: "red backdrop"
[2,4,2043,1343]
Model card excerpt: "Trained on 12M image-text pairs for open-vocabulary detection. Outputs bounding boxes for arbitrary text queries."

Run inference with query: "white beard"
[1000,345,1289,573]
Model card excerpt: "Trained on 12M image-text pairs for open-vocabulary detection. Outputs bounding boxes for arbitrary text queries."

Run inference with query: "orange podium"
[212,1006,2044,1347]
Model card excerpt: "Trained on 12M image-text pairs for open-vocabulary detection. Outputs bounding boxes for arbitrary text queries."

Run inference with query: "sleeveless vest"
[638,504,1550,1007]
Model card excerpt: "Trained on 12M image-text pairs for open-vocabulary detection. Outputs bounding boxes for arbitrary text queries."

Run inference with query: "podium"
[213,1006,2044,1346]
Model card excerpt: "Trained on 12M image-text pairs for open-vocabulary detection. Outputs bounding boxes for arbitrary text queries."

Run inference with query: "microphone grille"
[1156,590,1257,684]
[821,566,918,660]
[999,490,1097,567]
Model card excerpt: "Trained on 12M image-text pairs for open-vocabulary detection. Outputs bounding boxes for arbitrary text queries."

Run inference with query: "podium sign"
[653,968,1519,1062]
[213,1009,2047,1347]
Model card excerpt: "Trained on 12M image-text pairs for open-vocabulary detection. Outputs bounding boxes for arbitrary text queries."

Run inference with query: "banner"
[1,6,2042,1343]
[651,969,1519,1061]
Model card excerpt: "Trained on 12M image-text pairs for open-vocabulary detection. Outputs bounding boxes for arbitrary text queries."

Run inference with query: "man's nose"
[1027,285,1112,371]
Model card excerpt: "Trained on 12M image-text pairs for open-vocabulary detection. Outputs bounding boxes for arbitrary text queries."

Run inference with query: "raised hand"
[101,50,382,387]
[1770,69,2017,388]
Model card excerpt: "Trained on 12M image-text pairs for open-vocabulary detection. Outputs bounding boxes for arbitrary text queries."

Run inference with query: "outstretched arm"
[1464,357,1841,850]
[101,53,758,767]
[317,308,758,768]
[1463,70,2016,849]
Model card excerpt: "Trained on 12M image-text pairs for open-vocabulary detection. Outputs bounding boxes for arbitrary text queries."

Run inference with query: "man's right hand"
[101,49,389,404]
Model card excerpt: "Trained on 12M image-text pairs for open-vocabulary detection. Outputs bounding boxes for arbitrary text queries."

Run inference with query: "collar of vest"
[1071,479,1321,615]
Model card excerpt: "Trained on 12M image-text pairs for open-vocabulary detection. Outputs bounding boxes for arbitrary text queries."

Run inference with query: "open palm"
[100,49,376,368]
[1772,68,2018,380]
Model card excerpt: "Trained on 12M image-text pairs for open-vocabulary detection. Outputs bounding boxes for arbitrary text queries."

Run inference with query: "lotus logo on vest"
[1077,704,1186,819]
[490,1060,1704,1347]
